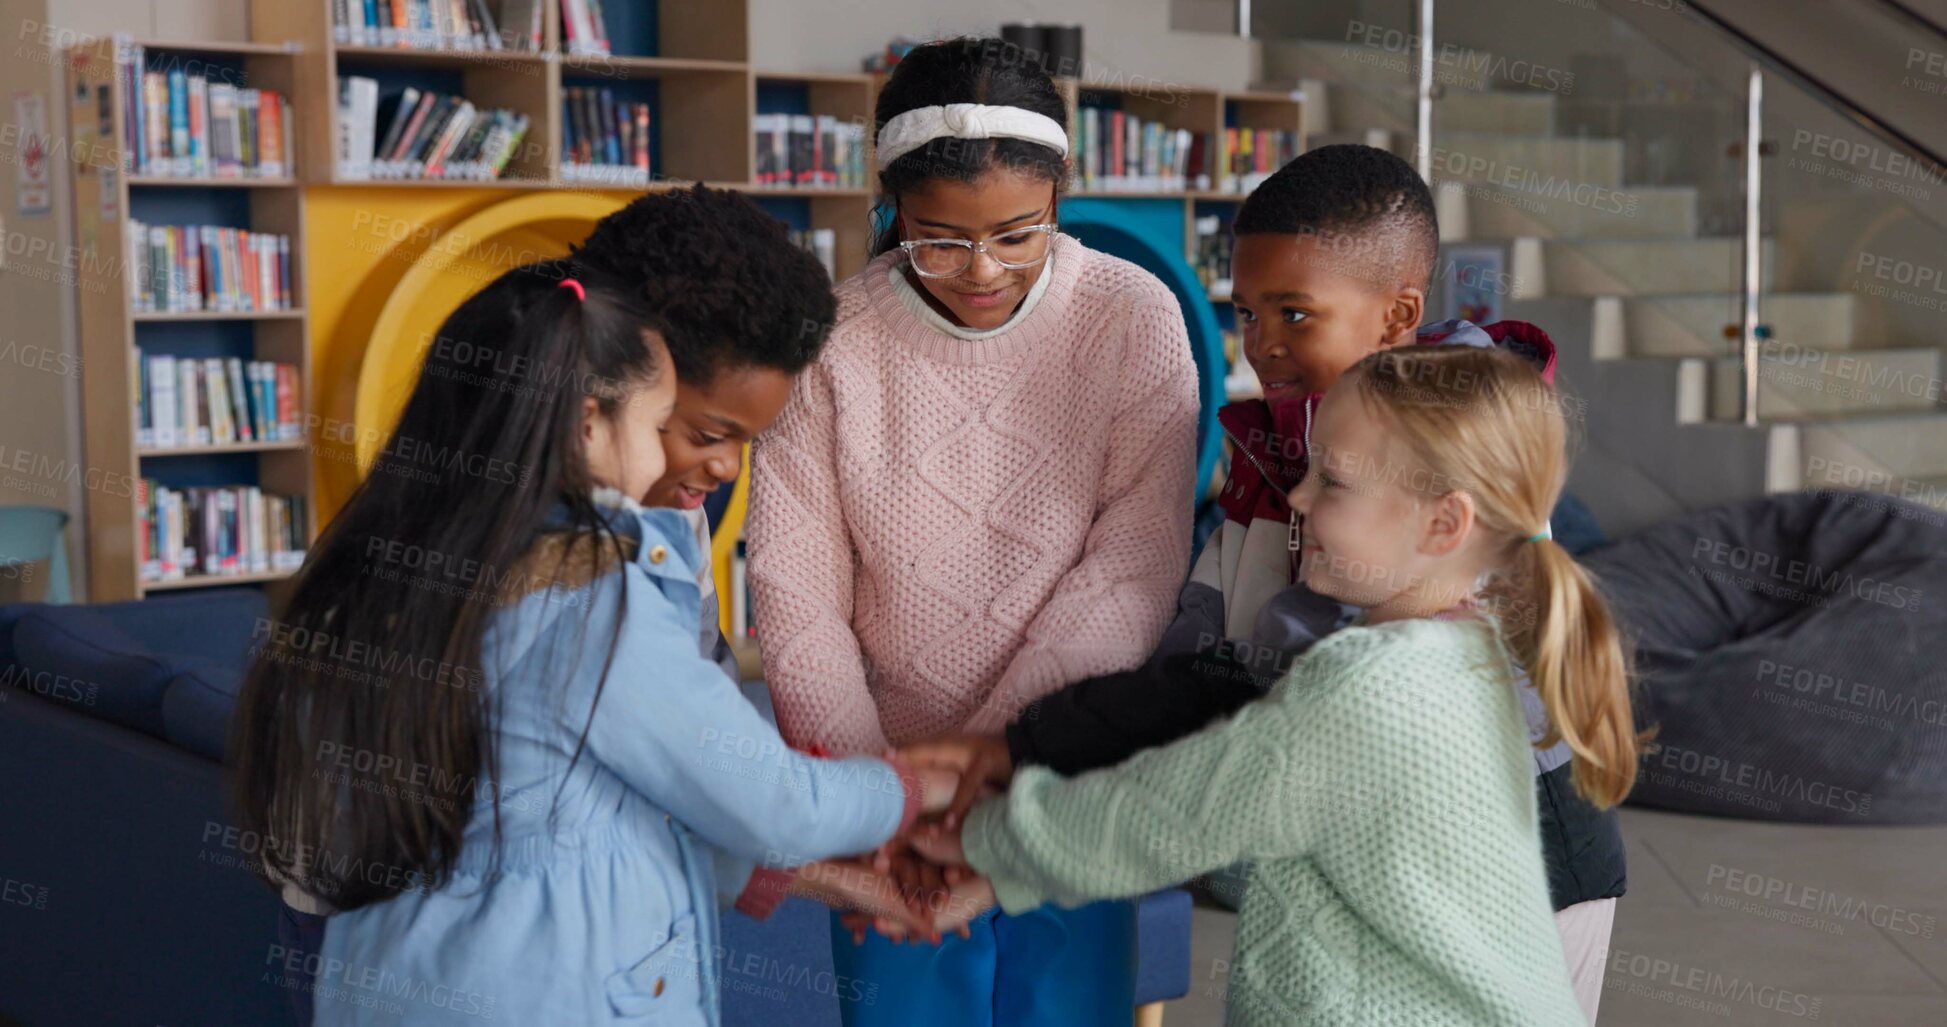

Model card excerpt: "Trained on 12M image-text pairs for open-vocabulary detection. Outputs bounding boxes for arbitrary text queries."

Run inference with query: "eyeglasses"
[898,224,1059,279]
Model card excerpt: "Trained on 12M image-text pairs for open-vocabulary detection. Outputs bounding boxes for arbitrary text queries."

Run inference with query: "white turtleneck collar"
[886,251,1057,342]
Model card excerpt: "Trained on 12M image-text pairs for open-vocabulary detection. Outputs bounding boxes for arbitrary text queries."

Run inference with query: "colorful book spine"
[135,356,301,450]
[116,47,294,180]
[356,84,529,181]
[136,484,309,583]
[560,87,650,186]
[124,221,291,313]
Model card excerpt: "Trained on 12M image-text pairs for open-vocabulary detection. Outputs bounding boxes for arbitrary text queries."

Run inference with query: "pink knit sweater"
[747,235,1200,754]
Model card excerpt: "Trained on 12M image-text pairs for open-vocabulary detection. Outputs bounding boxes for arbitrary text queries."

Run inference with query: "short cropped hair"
[1234,144,1438,293]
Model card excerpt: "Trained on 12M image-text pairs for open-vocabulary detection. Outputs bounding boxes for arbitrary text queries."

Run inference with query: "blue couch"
[0,592,1191,1026]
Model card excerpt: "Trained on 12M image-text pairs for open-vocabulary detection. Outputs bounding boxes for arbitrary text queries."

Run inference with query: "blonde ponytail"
[1505,537,1643,808]
[1351,345,1649,809]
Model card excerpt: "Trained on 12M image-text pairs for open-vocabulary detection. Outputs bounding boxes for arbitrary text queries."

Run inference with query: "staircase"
[1264,36,1947,537]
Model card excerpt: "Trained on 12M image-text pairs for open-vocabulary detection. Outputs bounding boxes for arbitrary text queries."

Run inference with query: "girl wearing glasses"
[745,35,1200,1027]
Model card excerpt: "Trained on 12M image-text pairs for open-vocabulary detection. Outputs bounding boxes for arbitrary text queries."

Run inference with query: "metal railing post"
[1742,64,1764,428]
[1416,0,1435,181]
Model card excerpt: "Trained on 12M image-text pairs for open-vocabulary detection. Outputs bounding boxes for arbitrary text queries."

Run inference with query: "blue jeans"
[828,900,1136,1027]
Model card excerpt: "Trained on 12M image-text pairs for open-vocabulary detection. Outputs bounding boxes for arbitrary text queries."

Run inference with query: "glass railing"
[1251,0,1947,509]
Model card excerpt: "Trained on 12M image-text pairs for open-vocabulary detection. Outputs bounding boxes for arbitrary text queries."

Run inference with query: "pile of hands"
[788,733,1017,946]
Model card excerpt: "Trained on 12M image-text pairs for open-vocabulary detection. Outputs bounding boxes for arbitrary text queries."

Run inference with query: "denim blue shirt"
[317,500,908,1026]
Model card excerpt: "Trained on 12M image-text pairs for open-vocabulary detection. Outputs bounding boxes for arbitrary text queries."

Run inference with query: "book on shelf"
[335,81,531,181]
[789,228,836,281]
[753,113,867,190]
[1192,214,1232,296]
[559,0,611,57]
[332,0,513,50]
[1073,106,1206,193]
[559,86,651,187]
[114,38,294,180]
[1219,127,1301,195]
[138,482,308,583]
[135,353,302,450]
[124,221,292,314]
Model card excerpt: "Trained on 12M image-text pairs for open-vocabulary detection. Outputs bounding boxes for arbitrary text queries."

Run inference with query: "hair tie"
[559,278,586,301]
[1527,522,1553,543]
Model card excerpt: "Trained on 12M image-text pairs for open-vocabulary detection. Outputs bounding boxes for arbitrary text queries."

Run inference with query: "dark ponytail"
[870,37,1070,257]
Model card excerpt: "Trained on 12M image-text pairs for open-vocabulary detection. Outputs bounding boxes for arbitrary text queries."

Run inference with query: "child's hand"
[856,875,994,945]
[929,874,996,937]
[896,733,1015,828]
[788,857,933,939]
[915,764,962,818]
[907,819,969,869]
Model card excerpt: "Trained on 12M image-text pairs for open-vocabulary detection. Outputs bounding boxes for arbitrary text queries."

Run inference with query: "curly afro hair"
[1234,144,1438,293]
[573,184,837,386]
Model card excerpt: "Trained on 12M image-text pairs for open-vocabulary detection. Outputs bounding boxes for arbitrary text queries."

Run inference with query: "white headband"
[876,103,1070,170]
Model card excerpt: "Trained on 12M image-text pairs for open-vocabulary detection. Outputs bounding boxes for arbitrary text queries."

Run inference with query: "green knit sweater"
[962,616,1586,1026]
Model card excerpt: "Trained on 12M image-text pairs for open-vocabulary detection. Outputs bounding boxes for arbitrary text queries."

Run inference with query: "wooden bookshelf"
[66,37,317,601]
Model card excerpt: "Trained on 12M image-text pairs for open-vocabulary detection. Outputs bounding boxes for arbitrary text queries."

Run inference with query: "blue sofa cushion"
[0,600,40,670]
[162,658,246,762]
[1134,888,1194,1005]
[92,589,271,666]
[10,606,177,736]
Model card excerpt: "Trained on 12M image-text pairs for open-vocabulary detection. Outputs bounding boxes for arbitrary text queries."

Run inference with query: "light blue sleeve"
[573,565,910,869]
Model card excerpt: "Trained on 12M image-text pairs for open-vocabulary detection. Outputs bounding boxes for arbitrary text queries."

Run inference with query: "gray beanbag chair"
[1581,490,1947,824]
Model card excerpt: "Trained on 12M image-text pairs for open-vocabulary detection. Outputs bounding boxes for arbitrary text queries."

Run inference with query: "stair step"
[1439,182,1698,241]
[1586,293,1856,357]
[1708,347,1942,420]
[1260,40,1417,132]
[1791,413,1947,485]
[1426,133,1625,190]
[1437,92,1556,134]
[1515,237,1778,297]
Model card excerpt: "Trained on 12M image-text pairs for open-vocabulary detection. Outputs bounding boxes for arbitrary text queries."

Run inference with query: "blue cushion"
[10,607,176,736]
[1551,491,1605,556]
[161,658,245,762]
[1134,888,1194,1006]
[90,590,270,667]
[0,600,38,670]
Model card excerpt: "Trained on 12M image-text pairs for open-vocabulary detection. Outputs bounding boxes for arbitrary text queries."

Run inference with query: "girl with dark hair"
[232,260,949,1026]
[746,37,1201,1027]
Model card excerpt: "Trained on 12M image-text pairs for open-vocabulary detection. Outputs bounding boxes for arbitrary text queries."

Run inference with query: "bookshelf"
[67,37,317,601]
[70,1,1300,607]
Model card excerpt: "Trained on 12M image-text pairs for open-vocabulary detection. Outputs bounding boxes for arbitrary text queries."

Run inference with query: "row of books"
[1071,111,1305,195]
[115,42,293,179]
[1218,127,1303,195]
[1192,215,1233,298]
[1074,108,1208,192]
[335,79,532,181]
[559,0,616,57]
[331,0,536,51]
[135,355,302,450]
[139,484,309,584]
[561,87,651,187]
[125,221,293,314]
[753,114,868,190]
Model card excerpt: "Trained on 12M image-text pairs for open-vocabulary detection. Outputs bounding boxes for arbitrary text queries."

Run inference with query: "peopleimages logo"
[1705,863,1936,938]
[1689,537,1924,611]
[1606,949,1821,1019]
[1755,658,1947,728]
[1643,743,1872,815]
